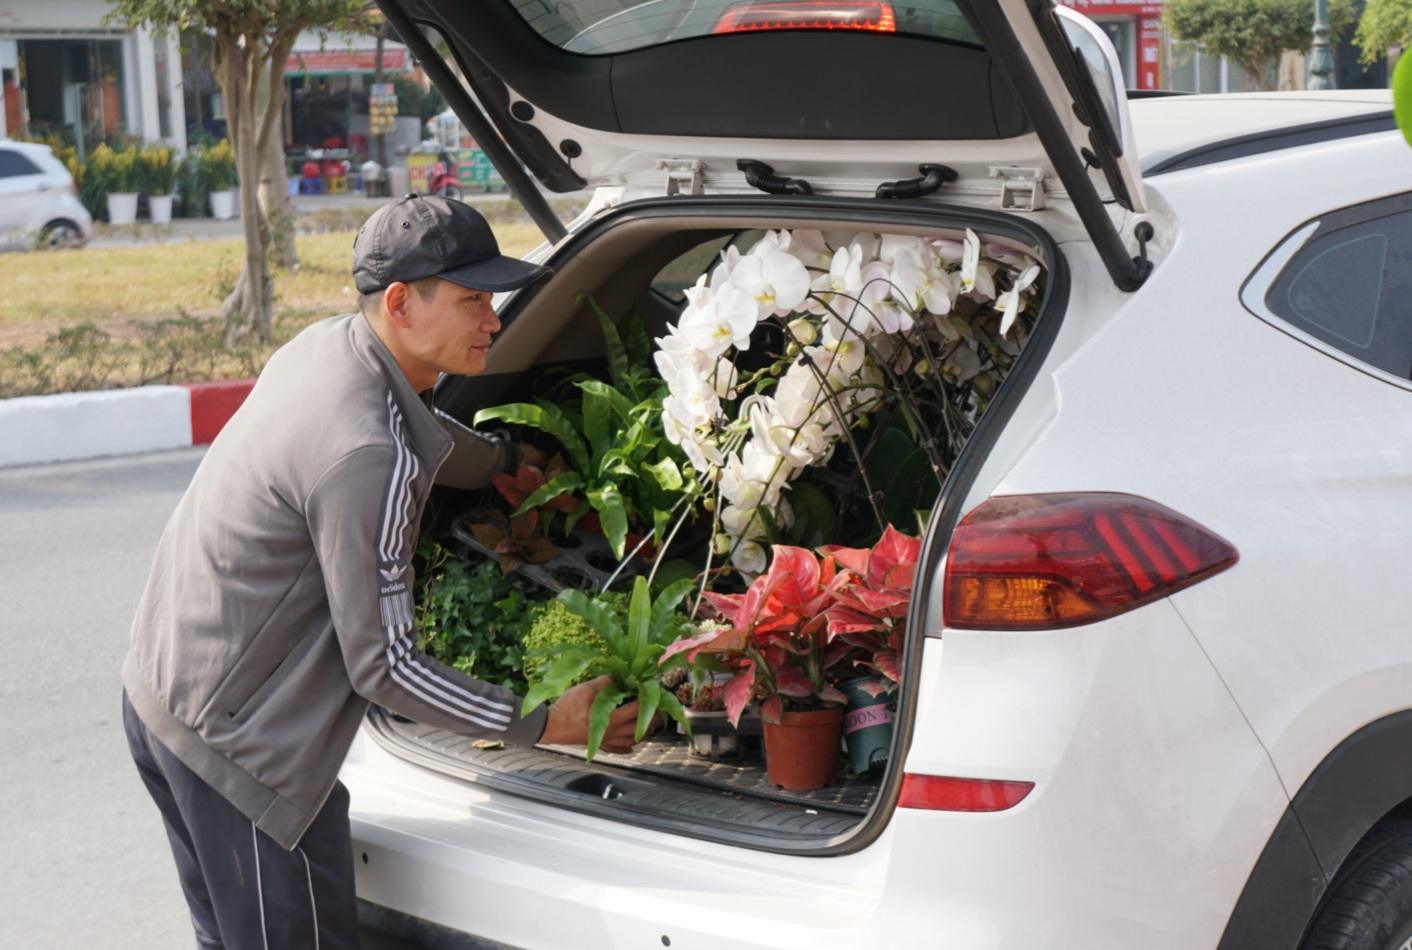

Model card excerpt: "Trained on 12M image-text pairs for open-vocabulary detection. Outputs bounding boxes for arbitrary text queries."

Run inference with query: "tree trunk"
[219,41,275,342]
[257,67,298,270]
[374,29,388,168]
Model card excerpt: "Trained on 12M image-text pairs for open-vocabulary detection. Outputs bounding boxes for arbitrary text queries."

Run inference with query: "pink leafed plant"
[661,527,921,726]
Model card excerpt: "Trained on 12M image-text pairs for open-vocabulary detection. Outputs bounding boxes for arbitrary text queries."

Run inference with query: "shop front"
[284,33,419,155]
[1057,0,1164,91]
[0,1,184,154]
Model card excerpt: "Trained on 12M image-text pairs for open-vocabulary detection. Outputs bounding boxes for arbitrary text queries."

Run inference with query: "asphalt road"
[0,449,415,949]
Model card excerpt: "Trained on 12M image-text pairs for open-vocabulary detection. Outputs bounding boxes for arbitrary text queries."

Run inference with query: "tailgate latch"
[989,166,1047,211]
[657,159,705,196]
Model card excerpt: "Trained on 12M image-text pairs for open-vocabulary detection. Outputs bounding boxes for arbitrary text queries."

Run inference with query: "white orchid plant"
[652,227,1042,575]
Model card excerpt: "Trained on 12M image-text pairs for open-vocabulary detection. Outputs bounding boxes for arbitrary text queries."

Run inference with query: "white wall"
[0,0,184,147]
[0,0,119,32]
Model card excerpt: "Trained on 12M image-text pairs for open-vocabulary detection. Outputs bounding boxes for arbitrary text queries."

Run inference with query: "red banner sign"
[1057,0,1163,15]
[285,49,408,74]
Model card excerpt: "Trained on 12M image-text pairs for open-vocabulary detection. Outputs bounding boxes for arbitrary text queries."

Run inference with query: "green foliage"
[413,538,547,694]
[177,146,210,217]
[1355,0,1412,66]
[521,576,695,759]
[1164,0,1356,86]
[106,0,367,43]
[203,139,238,192]
[392,74,446,123]
[474,295,697,560]
[109,145,142,193]
[0,311,317,398]
[520,597,617,683]
[139,145,177,195]
[1397,53,1412,147]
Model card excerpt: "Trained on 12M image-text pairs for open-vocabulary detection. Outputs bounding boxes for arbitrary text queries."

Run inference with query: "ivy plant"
[413,538,545,694]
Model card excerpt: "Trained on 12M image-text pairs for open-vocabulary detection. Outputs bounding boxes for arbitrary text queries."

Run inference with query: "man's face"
[401,278,501,378]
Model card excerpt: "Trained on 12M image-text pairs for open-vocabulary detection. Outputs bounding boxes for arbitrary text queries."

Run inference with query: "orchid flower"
[729,241,810,317]
[809,243,865,322]
[681,281,757,357]
[960,228,981,296]
[945,343,982,382]
[807,336,866,383]
[878,233,924,264]
[995,262,1042,336]
[853,258,913,336]
[779,228,832,271]
[709,245,742,291]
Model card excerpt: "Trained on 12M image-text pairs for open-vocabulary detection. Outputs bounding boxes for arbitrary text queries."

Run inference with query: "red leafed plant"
[491,455,583,516]
[468,509,560,575]
[660,526,922,724]
[661,545,855,727]
[822,524,923,685]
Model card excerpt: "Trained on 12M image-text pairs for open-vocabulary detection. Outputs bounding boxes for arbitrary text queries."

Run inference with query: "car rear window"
[511,0,979,55]
[1266,196,1412,379]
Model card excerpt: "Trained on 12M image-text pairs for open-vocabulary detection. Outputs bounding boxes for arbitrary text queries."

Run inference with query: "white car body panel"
[989,130,1412,802]
[349,598,1282,949]
[486,4,1147,225]
[347,73,1412,949]
[0,140,92,245]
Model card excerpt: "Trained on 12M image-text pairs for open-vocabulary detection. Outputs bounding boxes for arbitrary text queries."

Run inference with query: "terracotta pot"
[763,707,843,791]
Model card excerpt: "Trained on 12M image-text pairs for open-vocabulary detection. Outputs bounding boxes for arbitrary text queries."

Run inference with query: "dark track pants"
[123,691,360,949]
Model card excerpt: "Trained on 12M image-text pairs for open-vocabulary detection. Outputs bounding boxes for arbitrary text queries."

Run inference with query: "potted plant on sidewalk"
[204,139,238,220]
[91,143,141,226]
[141,145,177,225]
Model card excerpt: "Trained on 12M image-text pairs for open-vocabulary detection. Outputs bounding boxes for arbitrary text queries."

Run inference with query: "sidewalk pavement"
[0,380,255,468]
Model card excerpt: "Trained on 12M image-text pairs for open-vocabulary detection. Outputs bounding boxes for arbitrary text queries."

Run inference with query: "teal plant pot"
[840,675,894,777]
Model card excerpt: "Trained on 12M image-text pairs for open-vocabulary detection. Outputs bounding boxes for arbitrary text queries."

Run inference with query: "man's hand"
[539,675,640,754]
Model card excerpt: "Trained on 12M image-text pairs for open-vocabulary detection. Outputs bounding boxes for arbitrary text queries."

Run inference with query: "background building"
[0,0,184,155]
[1059,0,1166,90]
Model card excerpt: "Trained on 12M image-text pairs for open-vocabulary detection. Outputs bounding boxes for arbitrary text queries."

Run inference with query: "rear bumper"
[345,599,1288,950]
[344,730,888,950]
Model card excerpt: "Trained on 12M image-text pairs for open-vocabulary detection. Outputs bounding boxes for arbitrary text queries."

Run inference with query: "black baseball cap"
[352,193,551,294]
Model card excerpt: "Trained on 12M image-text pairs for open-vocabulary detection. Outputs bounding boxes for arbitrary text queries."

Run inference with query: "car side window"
[1266,195,1412,379]
[0,150,43,179]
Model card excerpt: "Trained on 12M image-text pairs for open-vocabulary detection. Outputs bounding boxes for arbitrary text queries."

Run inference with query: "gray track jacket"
[122,312,547,850]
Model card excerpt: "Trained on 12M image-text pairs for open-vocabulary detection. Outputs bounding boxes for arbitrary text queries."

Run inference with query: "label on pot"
[843,704,892,735]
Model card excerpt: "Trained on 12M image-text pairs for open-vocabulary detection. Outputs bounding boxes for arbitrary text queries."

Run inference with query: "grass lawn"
[0,220,546,332]
[0,215,549,396]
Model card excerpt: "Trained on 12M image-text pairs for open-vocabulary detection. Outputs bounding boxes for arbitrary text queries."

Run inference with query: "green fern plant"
[473,295,695,559]
[521,575,694,760]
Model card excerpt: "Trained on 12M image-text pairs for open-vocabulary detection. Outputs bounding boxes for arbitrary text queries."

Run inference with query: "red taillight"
[944,493,1238,631]
[899,774,1035,812]
[712,1,897,34]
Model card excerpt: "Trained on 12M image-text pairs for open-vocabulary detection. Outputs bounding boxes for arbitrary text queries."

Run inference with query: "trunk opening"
[365,196,1070,856]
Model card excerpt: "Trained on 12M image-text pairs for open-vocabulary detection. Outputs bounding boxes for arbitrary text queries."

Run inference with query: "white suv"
[345,2,1412,948]
[0,139,92,249]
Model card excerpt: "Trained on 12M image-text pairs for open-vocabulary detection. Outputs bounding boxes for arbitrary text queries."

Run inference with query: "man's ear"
[383,281,413,328]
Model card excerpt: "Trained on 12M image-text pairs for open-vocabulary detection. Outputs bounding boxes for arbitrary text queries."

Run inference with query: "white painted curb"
[0,386,192,468]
